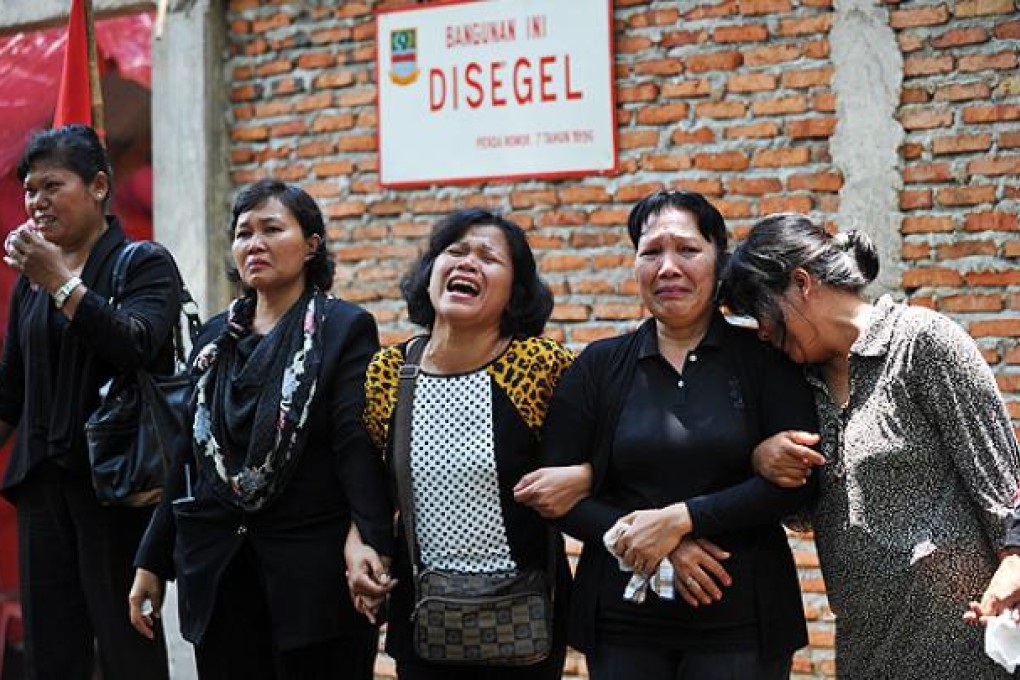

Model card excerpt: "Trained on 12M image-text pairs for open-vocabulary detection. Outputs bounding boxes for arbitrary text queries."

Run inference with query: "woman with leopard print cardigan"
[348,208,583,680]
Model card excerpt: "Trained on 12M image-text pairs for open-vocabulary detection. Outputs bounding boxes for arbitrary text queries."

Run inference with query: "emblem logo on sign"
[389,28,419,86]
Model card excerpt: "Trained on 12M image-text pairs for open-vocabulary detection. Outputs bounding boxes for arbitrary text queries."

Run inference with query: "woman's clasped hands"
[3,220,68,289]
[608,503,733,607]
[612,502,693,575]
[345,525,396,625]
[670,537,733,607]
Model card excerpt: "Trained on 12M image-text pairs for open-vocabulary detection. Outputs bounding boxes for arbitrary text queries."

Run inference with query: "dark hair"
[229,179,334,292]
[723,212,880,344]
[17,124,113,209]
[400,208,553,337]
[627,189,729,276]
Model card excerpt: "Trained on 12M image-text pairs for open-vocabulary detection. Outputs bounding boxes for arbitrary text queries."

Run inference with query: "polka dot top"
[410,370,515,572]
[363,335,575,574]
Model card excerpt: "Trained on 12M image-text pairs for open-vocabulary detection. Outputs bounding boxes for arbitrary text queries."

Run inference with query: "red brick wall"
[891,1,1020,418]
[224,1,1019,677]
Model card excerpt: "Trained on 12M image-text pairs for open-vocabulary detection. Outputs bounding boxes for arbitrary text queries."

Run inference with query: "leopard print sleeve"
[363,344,404,452]
[488,336,575,432]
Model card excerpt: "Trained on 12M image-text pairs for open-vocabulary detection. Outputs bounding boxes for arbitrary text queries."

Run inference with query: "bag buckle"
[399,365,420,379]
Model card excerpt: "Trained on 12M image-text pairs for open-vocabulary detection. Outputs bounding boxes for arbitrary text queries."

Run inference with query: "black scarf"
[192,288,324,511]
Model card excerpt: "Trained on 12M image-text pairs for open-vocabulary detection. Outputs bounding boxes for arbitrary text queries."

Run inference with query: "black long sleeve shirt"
[541,314,818,655]
[0,218,180,495]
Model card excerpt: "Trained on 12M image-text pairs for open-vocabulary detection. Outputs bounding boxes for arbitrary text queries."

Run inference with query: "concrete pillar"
[150,4,230,677]
[151,0,231,319]
[830,0,905,296]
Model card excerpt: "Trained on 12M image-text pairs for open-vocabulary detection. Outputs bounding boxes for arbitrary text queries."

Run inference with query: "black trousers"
[13,463,169,680]
[396,645,567,680]
[194,544,378,680]
[587,642,793,680]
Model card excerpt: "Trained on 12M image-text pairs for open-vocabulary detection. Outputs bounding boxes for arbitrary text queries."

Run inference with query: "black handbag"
[393,338,555,666]
[85,241,201,507]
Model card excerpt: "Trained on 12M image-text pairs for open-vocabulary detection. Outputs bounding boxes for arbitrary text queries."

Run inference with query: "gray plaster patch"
[830,0,905,297]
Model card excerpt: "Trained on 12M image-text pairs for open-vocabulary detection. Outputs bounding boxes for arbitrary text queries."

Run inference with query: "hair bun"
[837,230,879,283]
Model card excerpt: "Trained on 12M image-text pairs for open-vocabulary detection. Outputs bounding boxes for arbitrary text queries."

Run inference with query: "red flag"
[53,0,104,138]
[53,0,92,127]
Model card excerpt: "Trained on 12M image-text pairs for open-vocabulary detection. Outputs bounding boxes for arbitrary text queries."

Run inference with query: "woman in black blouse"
[0,124,172,679]
[129,180,393,679]
[521,190,817,680]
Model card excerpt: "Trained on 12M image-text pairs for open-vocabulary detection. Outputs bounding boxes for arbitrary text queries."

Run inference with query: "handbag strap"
[394,336,427,581]
[393,337,559,592]
[110,241,203,367]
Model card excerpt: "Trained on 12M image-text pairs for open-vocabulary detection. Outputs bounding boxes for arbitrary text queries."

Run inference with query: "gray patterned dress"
[807,295,1019,679]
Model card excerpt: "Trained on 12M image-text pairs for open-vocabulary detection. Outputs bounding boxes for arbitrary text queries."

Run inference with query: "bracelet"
[51,276,82,309]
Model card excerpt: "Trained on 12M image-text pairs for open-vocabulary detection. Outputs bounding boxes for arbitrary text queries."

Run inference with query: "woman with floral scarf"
[129,180,393,679]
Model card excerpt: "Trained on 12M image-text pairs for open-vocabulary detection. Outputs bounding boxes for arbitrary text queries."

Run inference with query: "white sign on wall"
[376,0,617,188]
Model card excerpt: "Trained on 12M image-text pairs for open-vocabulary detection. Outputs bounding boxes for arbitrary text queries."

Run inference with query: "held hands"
[3,222,70,292]
[965,554,1020,625]
[669,537,732,607]
[753,430,824,488]
[345,526,396,625]
[513,463,592,519]
[128,568,165,640]
[611,503,692,576]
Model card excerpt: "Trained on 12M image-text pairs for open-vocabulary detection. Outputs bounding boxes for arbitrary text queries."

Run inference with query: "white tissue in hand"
[985,609,1020,672]
[603,522,633,572]
[602,521,675,603]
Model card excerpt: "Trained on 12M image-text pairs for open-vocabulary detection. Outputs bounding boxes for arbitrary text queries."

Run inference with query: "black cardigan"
[135,298,395,651]
[541,315,818,656]
[0,218,180,496]
[367,339,572,663]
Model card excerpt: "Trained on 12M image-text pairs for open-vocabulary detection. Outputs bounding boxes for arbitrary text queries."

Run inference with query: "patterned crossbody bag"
[393,337,555,666]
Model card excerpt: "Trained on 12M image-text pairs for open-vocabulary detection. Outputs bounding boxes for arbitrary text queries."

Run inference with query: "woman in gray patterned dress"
[723,213,1020,679]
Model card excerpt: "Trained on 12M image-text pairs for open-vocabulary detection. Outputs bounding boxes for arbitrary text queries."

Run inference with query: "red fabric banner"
[53,0,92,127]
